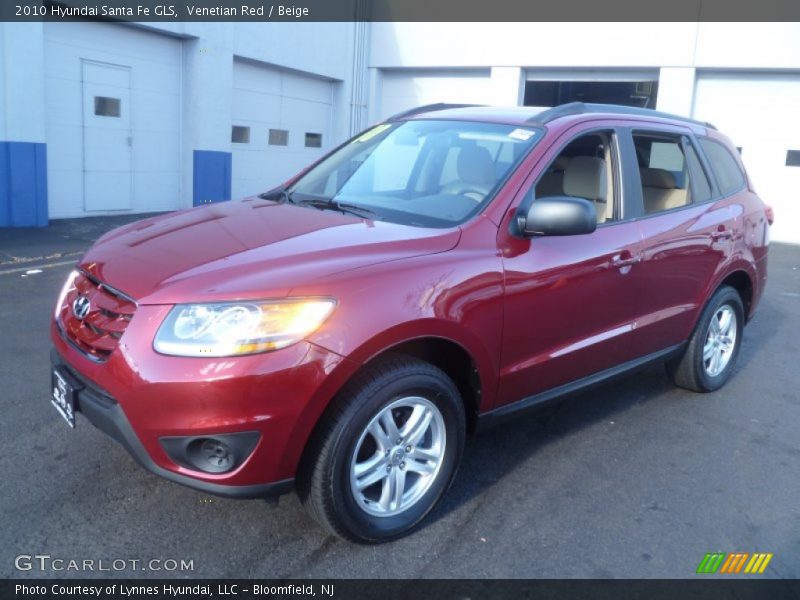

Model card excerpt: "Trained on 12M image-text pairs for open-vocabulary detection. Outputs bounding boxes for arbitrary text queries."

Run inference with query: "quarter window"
[698,138,746,196]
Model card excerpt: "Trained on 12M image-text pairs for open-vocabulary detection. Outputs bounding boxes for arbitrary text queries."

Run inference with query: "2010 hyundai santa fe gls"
[51,102,771,542]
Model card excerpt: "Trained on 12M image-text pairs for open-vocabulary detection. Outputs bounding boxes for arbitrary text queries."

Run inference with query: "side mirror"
[518,196,597,237]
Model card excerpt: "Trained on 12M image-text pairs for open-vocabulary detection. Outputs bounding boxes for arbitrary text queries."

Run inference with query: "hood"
[79,198,461,304]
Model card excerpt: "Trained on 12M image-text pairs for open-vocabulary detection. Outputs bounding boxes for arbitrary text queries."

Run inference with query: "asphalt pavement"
[1,217,798,579]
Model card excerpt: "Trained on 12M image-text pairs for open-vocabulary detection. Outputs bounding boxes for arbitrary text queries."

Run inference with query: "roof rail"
[386,103,483,121]
[528,102,716,130]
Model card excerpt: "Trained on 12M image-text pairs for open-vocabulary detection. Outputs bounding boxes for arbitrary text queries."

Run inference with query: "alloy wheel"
[703,304,738,377]
[349,396,446,517]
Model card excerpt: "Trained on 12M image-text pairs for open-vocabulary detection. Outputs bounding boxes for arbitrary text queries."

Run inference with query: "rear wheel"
[666,285,744,392]
[298,355,465,543]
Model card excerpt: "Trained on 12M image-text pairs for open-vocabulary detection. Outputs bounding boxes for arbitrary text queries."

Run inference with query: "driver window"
[533,132,617,224]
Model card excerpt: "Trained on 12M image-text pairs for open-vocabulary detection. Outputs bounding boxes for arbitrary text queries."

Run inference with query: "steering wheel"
[445,183,487,202]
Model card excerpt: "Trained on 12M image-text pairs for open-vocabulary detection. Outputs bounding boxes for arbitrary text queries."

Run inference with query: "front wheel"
[298,355,466,543]
[666,285,744,392]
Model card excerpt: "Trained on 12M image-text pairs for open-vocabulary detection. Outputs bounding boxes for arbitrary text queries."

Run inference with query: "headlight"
[55,270,79,319]
[153,299,336,357]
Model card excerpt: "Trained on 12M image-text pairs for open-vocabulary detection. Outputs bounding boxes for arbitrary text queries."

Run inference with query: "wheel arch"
[718,270,754,321]
[280,322,497,480]
[709,264,756,322]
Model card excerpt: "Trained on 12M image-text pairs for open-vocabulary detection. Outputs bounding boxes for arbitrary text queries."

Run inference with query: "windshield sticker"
[508,128,536,141]
[354,123,392,143]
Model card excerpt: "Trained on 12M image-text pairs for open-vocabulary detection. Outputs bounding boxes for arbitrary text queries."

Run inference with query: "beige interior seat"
[563,156,608,224]
[641,168,688,213]
[441,146,497,200]
[535,156,570,197]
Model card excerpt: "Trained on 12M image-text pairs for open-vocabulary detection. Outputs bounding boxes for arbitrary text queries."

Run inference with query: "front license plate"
[52,369,76,428]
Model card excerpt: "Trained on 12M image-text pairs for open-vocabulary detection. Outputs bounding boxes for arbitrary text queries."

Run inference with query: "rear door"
[626,125,736,355]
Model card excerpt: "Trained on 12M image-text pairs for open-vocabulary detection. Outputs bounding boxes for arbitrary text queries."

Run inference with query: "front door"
[495,125,646,407]
[82,60,132,211]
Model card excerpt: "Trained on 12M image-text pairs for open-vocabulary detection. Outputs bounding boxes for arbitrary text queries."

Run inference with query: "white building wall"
[369,22,800,117]
[0,23,47,143]
[377,68,492,118]
[655,67,696,116]
[0,21,362,222]
[368,23,699,69]
[230,58,336,198]
[0,22,48,226]
[489,67,524,106]
[43,21,184,217]
[2,20,799,243]
[368,22,800,244]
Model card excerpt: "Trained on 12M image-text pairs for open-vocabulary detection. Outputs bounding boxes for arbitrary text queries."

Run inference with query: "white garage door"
[231,59,334,199]
[44,22,181,218]
[377,69,492,121]
[693,72,800,244]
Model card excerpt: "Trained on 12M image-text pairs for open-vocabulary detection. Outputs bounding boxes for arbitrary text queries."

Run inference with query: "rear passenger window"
[698,138,746,196]
[632,133,692,215]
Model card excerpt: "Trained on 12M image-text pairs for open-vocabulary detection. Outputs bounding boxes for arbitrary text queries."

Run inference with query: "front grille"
[57,271,136,362]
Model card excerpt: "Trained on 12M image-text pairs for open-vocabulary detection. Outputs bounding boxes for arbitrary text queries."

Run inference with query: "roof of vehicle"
[390,102,715,131]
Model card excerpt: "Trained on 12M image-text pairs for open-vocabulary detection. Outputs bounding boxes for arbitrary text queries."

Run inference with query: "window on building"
[305,133,323,148]
[786,150,800,167]
[232,126,250,144]
[269,129,288,146]
[94,96,121,117]
[698,138,746,196]
[524,80,659,109]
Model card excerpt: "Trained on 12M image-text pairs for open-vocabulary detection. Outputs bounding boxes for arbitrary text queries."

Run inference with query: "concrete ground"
[1,216,798,579]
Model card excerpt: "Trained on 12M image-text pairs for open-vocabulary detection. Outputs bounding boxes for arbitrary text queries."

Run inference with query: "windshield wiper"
[261,189,378,220]
[293,197,378,220]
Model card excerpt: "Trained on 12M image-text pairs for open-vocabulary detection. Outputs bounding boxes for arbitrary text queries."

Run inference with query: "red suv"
[51,103,771,542]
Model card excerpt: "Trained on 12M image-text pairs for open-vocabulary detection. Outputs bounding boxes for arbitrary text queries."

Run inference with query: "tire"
[666,285,744,393]
[298,354,466,543]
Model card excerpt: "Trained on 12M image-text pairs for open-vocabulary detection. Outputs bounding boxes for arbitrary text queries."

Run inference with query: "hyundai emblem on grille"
[72,295,91,320]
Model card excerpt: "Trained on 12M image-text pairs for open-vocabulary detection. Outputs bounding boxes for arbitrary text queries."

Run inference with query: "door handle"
[611,253,639,269]
[710,229,733,241]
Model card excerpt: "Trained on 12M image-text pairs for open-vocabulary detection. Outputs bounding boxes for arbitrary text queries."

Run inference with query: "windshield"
[288,119,541,227]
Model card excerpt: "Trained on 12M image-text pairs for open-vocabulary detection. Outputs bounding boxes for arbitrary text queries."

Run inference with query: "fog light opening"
[188,438,235,473]
[160,431,260,475]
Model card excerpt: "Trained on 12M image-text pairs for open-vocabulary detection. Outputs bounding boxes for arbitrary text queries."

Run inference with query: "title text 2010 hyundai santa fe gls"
[51,103,771,542]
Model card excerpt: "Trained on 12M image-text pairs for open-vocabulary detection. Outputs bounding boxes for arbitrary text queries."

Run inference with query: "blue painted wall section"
[0,141,48,227]
[193,150,232,207]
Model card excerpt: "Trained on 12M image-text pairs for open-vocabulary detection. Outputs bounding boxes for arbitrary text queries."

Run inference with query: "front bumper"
[51,349,293,498]
[51,307,353,498]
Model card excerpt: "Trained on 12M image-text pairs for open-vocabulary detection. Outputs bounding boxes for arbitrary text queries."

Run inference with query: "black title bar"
[4,579,800,600]
[2,0,800,22]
